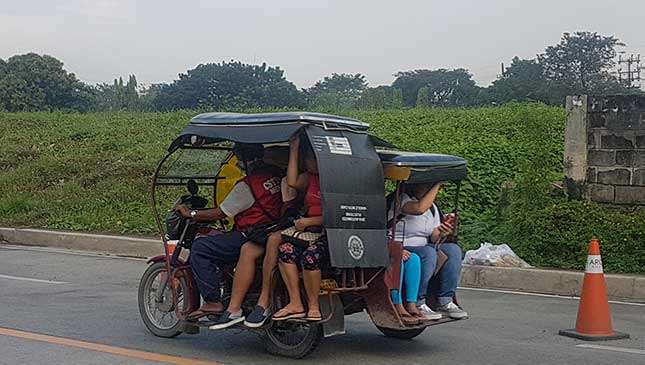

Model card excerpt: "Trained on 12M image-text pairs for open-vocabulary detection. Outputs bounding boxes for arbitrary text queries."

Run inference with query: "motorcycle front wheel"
[138,262,188,338]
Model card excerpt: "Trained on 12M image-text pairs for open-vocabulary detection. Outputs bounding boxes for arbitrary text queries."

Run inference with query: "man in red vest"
[175,143,284,321]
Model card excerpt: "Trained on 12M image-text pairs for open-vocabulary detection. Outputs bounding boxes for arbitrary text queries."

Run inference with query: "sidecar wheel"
[375,326,426,339]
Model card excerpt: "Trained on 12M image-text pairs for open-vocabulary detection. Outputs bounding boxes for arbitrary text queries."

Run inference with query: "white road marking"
[458,286,645,307]
[577,344,645,355]
[0,274,68,285]
[0,244,145,261]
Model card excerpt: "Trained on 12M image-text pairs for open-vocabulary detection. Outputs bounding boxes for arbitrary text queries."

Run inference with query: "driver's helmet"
[232,143,264,162]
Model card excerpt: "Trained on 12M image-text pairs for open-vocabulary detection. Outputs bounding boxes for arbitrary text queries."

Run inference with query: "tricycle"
[138,112,468,358]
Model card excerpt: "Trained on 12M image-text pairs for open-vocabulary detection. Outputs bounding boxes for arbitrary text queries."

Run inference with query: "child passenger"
[272,135,326,322]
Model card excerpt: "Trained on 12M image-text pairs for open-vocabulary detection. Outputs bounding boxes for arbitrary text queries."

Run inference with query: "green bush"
[503,200,645,273]
[1,105,643,272]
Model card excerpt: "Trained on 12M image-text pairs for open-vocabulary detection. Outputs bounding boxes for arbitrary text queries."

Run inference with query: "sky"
[1,0,644,89]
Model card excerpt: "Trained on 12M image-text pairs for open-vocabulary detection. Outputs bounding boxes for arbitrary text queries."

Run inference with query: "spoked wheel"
[375,326,426,339]
[262,277,323,358]
[138,262,188,338]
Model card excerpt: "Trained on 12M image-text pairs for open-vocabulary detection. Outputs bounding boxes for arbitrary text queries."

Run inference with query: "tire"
[264,321,323,359]
[375,326,426,340]
[138,262,187,338]
[262,277,323,358]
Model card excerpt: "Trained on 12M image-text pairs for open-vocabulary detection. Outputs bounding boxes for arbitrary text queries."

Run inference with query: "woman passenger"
[398,182,468,319]
[272,135,326,322]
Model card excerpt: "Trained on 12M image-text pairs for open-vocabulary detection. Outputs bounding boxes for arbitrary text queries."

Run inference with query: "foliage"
[1,104,643,272]
[152,61,305,110]
[0,104,562,235]
[486,57,554,105]
[392,68,482,107]
[538,31,626,98]
[2,31,642,113]
[305,73,367,109]
[416,87,431,107]
[357,86,403,109]
[501,200,645,273]
[0,53,94,112]
[93,75,143,111]
[0,111,191,234]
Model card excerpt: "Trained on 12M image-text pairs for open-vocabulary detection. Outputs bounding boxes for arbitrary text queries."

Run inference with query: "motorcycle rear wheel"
[262,276,323,358]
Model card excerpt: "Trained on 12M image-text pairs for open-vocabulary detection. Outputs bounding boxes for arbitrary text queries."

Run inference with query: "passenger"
[388,183,443,320]
[176,143,284,322]
[397,182,468,319]
[209,179,298,330]
[272,135,325,322]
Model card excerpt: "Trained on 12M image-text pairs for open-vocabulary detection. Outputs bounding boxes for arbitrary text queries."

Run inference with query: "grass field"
[1,105,643,272]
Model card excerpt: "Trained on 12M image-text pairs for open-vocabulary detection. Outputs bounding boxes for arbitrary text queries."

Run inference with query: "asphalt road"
[0,244,643,365]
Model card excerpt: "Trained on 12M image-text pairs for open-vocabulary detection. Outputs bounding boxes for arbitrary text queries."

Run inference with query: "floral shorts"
[278,241,327,271]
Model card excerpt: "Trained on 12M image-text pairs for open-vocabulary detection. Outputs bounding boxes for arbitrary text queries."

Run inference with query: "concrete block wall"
[565,95,645,205]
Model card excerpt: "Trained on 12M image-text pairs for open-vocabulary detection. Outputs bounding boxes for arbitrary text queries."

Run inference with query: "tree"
[0,59,6,79]
[416,86,431,107]
[538,31,625,97]
[392,68,481,107]
[305,73,367,109]
[0,53,94,112]
[357,86,404,109]
[140,83,165,111]
[486,57,553,104]
[93,74,143,111]
[152,61,305,110]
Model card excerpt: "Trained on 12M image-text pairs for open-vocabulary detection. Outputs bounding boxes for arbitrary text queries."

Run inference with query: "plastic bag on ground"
[463,242,531,268]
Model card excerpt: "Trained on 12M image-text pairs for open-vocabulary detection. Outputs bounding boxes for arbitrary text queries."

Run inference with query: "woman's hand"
[438,222,454,237]
[294,218,308,231]
[402,249,411,261]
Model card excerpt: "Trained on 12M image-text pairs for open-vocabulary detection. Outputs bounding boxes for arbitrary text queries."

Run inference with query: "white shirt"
[388,193,441,247]
[219,177,296,217]
[219,181,255,217]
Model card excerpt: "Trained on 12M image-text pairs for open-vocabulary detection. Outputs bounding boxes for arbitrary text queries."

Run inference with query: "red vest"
[234,169,283,232]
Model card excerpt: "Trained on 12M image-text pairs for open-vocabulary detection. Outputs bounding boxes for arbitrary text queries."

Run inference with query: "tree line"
[0,31,641,113]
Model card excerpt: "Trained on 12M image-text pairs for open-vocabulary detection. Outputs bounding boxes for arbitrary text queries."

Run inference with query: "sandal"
[186,306,224,320]
[305,311,322,321]
[272,307,306,321]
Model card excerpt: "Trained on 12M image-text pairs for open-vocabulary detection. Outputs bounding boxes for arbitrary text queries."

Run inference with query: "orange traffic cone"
[559,238,629,341]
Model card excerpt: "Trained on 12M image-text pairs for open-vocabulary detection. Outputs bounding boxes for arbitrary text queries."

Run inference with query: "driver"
[175,143,284,321]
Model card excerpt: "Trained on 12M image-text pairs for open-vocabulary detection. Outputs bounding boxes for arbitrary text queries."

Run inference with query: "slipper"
[187,308,224,320]
[305,313,322,322]
[272,309,306,321]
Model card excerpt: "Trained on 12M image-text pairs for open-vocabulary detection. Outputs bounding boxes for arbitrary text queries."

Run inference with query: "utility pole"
[617,54,642,88]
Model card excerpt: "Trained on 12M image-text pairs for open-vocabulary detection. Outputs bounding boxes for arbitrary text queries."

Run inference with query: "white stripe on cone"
[585,255,603,274]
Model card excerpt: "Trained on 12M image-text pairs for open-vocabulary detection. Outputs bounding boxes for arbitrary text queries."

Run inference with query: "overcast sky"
[1,0,644,89]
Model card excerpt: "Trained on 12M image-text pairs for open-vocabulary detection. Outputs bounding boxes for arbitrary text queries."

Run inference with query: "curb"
[0,227,162,258]
[460,264,645,303]
[1,227,643,303]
